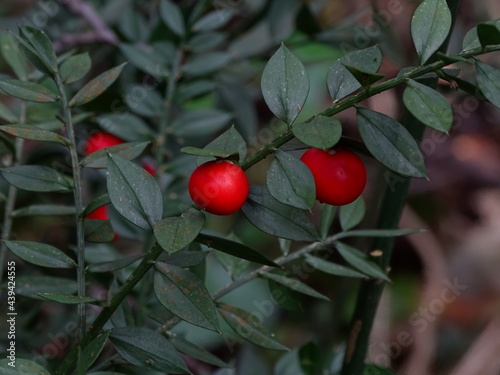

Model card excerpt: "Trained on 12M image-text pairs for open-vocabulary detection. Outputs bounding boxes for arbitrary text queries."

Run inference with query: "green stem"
[55,243,164,375]
[55,74,86,340]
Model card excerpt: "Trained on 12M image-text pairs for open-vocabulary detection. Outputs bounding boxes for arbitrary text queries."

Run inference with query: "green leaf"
[80,141,149,168]
[357,107,426,178]
[176,80,216,102]
[84,218,115,243]
[119,43,170,78]
[292,116,342,150]
[242,185,320,242]
[269,277,302,311]
[198,125,247,163]
[342,64,385,88]
[97,113,155,142]
[260,272,329,300]
[364,364,398,375]
[37,293,100,304]
[154,262,220,331]
[110,327,189,374]
[168,334,231,368]
[11,204,76,217]
[171,108,232,138]
[87,255,143,273]
[335,242,389,281]
[327,45,382,101]
[339,196,366,231]
[304,254,366,278]
[299,341,323,375]
[0,101,18,123]
[403,79,453,133]
[411,0,452,64]
[215,249,250,280]
[261,43,309,125]
[160,0,186,37]
[0,125,70,145]
[462,19,500,51]
[334,228,422,240]
[69,62,126,107]
[161,250,208,268]
[107,154,163,231]
[79,331,110,372]
[0,359,50,375]
[0,79,58,102]
[192,9,234,32]
[0,33,29,81]
[218,303,289,351]
[182,52,231,77]
[196,232,279,267]
[476,22,500,47]
[267,150,316,210]
[59,52,92,83]
[181,146,234,158]
[3,240,75,268]
[1,165,73,192]
[475,60,500,109]
[81,194,111,218]
[319,204,337,239]
[188,33,226,53]
[19,26,58,74]
[154,208,205,254]
[14,276,77,299]
[124,84,164,118]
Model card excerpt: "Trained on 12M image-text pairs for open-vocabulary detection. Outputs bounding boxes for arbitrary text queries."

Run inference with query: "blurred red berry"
[84,133,123,155]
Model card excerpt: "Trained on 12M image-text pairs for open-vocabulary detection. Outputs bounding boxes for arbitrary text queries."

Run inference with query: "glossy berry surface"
[188,160,249,215]
[300,148,366,206]
[84,133,123,155]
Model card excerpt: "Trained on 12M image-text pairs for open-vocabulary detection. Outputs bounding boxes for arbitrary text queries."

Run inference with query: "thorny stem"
[57,43,500,374]
[54,73,86,340]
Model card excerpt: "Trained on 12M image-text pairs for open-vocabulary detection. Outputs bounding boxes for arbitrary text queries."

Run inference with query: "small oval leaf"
[0,124,70,145]
[3,240,75,268]
[1,165,73,192]
[293,116,342,150]
[60,52,92,83]
[260,272,329,300]
[81,141,149,168]
[0,33,29,81]
[475,60,500,110]
[335,242,390,281]
[0,79,58,102]
[304,254,367,278]
[160,0,186,37]
[339,196,366,231]
[0,359,51,375]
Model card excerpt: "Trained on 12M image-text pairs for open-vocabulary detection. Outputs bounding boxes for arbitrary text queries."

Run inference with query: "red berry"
[141,160,156,177]
[188,160,249,215]
[86,205,109,220]
[300,148,366,206]
[84,133,123,155]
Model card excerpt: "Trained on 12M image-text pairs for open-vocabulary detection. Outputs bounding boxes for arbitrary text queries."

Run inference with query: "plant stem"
[55,73,86,340]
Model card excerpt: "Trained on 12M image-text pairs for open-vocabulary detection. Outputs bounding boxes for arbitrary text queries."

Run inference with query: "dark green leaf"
[0,359,50,375]
[154,262,219,331]
[411,0,451,64]
[59,52,91,83]
[161,250,208,268]
[81,194,111,218]
[9,31,52,76]
[299,341,323,375]
[267,150,316,210]
[292,116,342,150]
[335,242,389,281]
[215,249,250,280]
[110,327,189,374]
[188,32,226,53]
[97,113,155,142]
[154,208,205,254]
[475,60,500,109]
[304,254,366,278]
[319,204,337,239]
[81,141,149,168]
[37,293,100,304]
[260,272,329,300]
[339,196,365,231]
[79,331,110,372]
[11,204,76,217]
[182,52,231,77]
[0,125,70,145]
[107,154,163,231]
[0,33,29,81]
[476,22,500,47]
[242,185,319,242]
[0,79,58,102]
[160,0,186,37]
[196,232,279,267]
[357,107,426,178]
[119,43,169,77]
[171,108,232,138]
[334,228,422,240]
[218,303,289,351]
[1,165,73,192]
[0,101,18,123]
[327,45,382,101]
[168,334,231,368]
[342,64,385,88]
[261,43,309,125]
[462,19,500,51]
[84,218,115,243]
[192,9,234,32]
[14,276,77,299]
[19,26,58,74]
[403,79,452,133]
[123,84,164,118]
[176,80,216,102]
[269,277,302,311]
[3,240,75,268]
[198,125,247,163]
[87,255,143,273]
[69,63,126,107]
[364,364,398,375]
[181,146,235,158]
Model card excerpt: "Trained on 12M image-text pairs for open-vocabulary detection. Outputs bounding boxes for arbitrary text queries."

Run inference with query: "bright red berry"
[188,160,249,215]
[86,205,109,220]
[84,132,123,155]
[300,148,366,206]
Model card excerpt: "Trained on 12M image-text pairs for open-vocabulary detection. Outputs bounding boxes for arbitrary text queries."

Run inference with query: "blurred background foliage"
[1,1,500,374]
